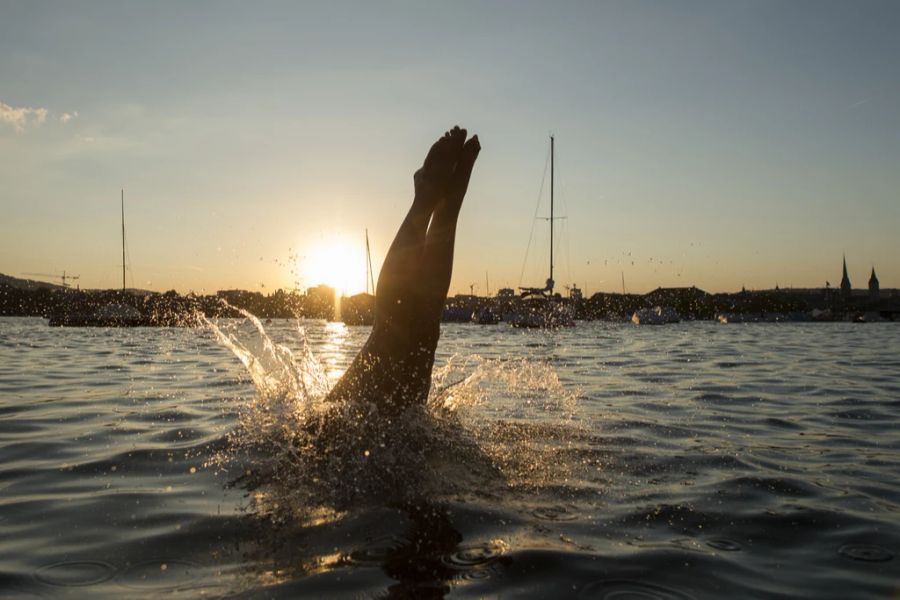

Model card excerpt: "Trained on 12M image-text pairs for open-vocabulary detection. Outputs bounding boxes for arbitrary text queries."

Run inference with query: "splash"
[205,313,581,522]
[431,353,578,419]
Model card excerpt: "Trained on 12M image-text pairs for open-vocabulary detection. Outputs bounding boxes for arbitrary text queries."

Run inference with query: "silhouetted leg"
[326,128,467,411]
[396,135,481,406]
[418,135,481,330]
[373,128,466,332]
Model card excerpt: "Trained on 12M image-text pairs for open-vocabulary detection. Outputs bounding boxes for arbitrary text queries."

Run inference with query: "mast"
[121,189,126,291]
[549,135,554,295]
[365,228,375,295]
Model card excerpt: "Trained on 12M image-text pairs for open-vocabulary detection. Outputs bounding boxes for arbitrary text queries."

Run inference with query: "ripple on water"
[34,560,116,587]
[579,579,697,600]
[532,505,579,522]
[347,535,413,566]
[118,559,199,590]
[455,564,503,582]
[443,540,508,568]
[705,538,742,552]
[838,543,894,562]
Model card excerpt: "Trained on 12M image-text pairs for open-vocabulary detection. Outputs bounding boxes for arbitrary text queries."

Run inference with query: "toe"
[461,135,480,161]
[447,134,480,199]
[448,126,467,154]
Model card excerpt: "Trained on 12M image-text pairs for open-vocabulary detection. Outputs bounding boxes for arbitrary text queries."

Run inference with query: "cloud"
[0,101,49,132]
[59,111,79,124]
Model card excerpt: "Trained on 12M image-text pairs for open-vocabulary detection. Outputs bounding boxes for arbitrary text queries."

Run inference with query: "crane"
[21,271,80,288]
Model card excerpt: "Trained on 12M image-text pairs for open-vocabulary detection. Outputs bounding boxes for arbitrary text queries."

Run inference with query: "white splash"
[205,314,580,518]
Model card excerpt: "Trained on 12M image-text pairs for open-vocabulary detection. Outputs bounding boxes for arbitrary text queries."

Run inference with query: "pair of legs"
[327,127,480,413]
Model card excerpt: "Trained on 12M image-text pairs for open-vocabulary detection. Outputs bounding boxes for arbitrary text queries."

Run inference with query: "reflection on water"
[1,317,898,598]
[319,320,351,383]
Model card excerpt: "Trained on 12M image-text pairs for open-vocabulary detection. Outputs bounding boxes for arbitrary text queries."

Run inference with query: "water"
[1,316,898,598]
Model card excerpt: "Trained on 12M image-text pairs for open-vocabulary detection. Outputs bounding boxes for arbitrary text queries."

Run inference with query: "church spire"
[869,267,880,301]
[840,254,852,298]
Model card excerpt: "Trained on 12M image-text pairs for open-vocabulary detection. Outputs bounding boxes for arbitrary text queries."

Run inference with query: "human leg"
[418,135,481,328]
[373,127,466,336]
[396,134,481,405]
[325,127,471,410]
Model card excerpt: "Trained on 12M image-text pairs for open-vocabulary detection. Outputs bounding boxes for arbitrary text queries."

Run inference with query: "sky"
[1,0,898,296]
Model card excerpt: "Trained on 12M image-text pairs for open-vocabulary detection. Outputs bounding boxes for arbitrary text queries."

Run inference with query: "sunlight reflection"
[323,321,349,382]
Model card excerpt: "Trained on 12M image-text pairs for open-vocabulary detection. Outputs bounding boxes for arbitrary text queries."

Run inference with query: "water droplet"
[838,543,894,562]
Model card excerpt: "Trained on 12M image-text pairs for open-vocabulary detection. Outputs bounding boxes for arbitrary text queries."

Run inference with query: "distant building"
[306,284,335,302]
[644,286,713,318]
[217,289,262,304]
[305,284,336,320]
[840,255,852,299]
[497,287,516,299]
[645,286,710,304]
[869,267,880,301]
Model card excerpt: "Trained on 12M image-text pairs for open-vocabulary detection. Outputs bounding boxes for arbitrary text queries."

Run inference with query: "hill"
[0,273,67,291]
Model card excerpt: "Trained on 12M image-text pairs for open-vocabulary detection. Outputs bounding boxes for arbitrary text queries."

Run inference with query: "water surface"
[1,317,898,598]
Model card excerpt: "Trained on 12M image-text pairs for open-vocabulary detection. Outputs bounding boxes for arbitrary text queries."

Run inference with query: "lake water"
[1,316,898,598]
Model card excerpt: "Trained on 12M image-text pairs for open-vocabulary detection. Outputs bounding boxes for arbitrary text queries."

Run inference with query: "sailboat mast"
[365,228,375,295]
[121,189,126,291]
[549,135,554,295]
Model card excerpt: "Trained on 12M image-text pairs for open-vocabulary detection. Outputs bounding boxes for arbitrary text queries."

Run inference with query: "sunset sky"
[2,1,898,296]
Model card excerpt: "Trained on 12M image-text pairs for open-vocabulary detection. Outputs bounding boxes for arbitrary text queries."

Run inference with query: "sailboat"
[48,190,149,327]
[341,229,376,326]
[471,271,500,324]
[506,136,576,328]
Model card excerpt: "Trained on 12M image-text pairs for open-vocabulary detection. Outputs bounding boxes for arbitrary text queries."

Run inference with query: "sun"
[300,235,367,295]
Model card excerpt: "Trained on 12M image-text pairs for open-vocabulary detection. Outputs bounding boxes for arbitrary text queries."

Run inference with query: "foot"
[445,134,480,211]
[414,126,467,205]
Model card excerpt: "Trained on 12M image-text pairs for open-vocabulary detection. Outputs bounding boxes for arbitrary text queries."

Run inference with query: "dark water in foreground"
[1,316,898,599]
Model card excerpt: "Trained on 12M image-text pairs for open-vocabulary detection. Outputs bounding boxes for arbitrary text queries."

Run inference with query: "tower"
[840,255,852,299]
[869,267,880,302]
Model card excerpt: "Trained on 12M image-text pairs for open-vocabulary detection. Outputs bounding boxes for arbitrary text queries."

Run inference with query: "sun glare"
[300,235,367,295]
